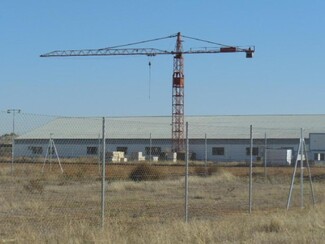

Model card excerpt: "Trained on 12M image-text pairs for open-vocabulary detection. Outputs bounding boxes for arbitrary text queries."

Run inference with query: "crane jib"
[40,48,254,58]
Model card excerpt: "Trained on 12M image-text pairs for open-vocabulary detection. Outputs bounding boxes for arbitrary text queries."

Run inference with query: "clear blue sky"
[1,0,325,117]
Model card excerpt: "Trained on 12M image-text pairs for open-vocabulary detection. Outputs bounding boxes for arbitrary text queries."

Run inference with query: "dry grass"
[0,163,324,243]
[3,205,324,243]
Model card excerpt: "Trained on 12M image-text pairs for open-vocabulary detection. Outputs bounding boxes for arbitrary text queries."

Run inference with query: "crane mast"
[172,33,185,152]
[41,32,254,155]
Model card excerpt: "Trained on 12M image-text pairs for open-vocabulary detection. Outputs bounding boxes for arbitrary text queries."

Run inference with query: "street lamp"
[7,109,21,173]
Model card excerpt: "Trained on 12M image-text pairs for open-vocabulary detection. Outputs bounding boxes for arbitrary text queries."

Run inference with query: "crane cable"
[182,35,252,51]
[101,33,247,51]
[148,59,152,100]
[182,34,236,47]
[101,34,178,50]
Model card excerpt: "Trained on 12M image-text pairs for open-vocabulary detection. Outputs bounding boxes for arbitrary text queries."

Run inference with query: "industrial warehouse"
[14,114,325,164]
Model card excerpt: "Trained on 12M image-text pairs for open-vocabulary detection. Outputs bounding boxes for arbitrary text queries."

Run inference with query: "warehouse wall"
[14,138,308,163]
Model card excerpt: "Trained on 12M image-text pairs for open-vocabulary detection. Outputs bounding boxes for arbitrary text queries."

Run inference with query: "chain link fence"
[1,111,325,239]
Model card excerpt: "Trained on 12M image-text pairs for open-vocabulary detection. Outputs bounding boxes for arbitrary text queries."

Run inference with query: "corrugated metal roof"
[17,115,325,140]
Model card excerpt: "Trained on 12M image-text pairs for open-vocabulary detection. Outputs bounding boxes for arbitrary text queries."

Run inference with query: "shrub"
[194,165,220,177]
[262,217,284,233]
[129,163,165,181]
[23,179,44,194]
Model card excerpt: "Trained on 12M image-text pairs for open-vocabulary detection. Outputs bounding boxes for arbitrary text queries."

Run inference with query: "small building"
[14,115,325,163]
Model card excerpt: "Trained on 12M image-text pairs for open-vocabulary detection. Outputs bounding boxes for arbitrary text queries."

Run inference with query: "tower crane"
[41,32,254,153]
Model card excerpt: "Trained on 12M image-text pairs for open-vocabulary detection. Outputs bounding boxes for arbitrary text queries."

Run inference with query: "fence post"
[101,117,106,228]
[303,140,316,206]
[149,133,152,164]
[264,132,267,181]
[185,122,189,223]
[287,128,316,209]
[249,125,253,214]
[287,128,302,210]
[205,133,208,176]
[300,128,304,209]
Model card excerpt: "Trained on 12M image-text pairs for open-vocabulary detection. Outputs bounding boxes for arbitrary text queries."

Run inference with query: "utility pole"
[7,109,21,173]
